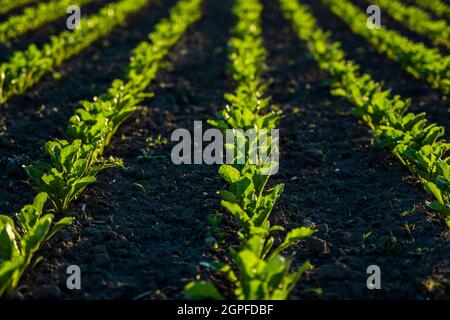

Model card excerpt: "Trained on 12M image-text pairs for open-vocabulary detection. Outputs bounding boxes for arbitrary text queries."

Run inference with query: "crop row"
[411,0,450,20]
[0,0,93,44]
[369,0,450,50]
[281,0,450,225]
[184,0,315,300]
[0,0,203,298]
[0,0,150,104]
[321,0,450,96]
[0,0,36,15]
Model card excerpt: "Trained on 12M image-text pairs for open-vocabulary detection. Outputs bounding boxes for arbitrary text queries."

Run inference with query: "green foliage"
[0,193,73,297]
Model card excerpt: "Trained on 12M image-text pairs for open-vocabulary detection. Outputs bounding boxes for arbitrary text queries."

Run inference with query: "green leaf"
[269,225,284,233]
[331,87,347,97]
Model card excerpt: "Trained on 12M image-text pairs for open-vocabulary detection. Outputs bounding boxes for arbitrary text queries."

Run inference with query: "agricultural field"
[0,0,449,306]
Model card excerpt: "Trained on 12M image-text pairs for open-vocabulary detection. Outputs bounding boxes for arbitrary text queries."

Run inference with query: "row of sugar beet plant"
[184,0,316,300]
[280,0,450,224]
[321,0,450,96]
[0,0,203,298]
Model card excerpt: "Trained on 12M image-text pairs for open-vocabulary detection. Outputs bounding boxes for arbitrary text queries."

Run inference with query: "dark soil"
[15,0,232,299]
[1,0,449,300]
